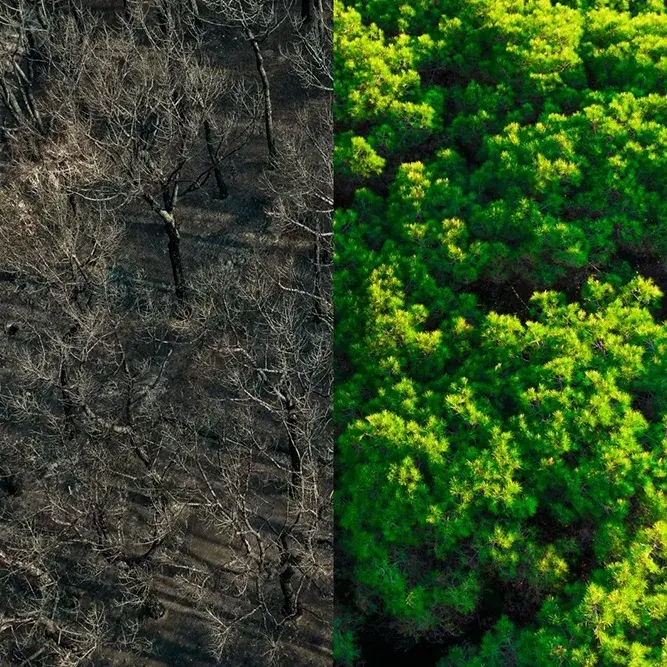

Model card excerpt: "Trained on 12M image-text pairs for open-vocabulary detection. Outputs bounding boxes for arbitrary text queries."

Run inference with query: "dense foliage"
[334,0,667,664]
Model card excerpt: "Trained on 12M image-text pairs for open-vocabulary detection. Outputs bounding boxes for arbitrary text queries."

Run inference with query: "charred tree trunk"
[279,534,302,618]
[246,28,276,159]
[204,120,228,199]
[143,193,187,303]
[59,324,80,441]
[60,362,76,439]
[164,214,186,302]
[279,563,298,616]
[301,0,311,22]
[283,393,302,499]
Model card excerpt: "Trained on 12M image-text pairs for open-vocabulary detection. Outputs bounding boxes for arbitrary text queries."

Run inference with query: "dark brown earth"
[0,2,332,666]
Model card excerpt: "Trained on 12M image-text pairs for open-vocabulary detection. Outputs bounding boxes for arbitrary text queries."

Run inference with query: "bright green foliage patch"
[334,0,667,663]
[339,278,667,644]
[439,521,667,665]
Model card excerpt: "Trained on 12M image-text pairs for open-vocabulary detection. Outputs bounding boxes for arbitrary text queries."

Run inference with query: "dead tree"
[249,26,276,159]
[262,100,333,324]
[0,1,332,664]
[0,170,190,664]
[184,248,333,662]
[202,0,293,160]
[68,26,219,303]
[283,0,332,93]
[0,0,51,144]
[24,7,258,304]
[204,118,229,199]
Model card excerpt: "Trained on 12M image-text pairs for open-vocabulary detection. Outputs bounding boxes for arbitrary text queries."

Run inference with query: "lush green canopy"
[334,0,667,664]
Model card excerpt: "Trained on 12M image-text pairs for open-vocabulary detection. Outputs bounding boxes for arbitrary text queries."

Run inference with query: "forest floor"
[109,19,331,667]
[0,8,331,667]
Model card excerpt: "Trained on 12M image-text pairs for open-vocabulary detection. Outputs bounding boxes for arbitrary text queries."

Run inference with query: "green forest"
[333,0,667,664]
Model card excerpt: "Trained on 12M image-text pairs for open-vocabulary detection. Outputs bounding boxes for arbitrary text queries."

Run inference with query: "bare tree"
[0,1,332,665]
[0,0,50,144]
[201,0,296,160]
[183,249,333,663]
[262,100,333,330]
[2,2,259,304]
[282,0,332,93]
[63,22,221,303]
[0,168,186,664]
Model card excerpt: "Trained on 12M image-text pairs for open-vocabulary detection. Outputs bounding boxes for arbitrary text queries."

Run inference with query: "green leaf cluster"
[334,0,667,663]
